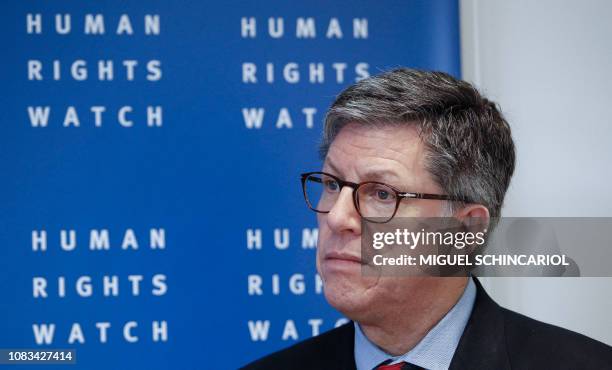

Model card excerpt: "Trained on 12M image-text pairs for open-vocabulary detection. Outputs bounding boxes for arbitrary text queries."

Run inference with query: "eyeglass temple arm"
[400,192,469,202]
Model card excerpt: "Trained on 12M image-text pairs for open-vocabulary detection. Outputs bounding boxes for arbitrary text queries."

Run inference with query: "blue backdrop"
[1,1,460,368]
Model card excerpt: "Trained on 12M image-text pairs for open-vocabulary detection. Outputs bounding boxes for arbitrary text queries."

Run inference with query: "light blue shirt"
[354,278,476,370]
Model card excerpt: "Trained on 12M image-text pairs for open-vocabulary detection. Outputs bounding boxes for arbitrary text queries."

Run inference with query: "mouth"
[324,251,365,265]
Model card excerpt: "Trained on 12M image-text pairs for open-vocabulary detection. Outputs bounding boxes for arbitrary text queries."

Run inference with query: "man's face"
[316,123,452,322]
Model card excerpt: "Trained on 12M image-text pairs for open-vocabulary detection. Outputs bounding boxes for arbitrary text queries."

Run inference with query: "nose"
[325,186,362,235]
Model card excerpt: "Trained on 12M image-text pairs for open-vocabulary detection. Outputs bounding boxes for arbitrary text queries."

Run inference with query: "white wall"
[460,0,612,345]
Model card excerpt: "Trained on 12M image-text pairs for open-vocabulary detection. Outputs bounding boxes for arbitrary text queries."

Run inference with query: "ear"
[453,204,490,260]
[455,204,490,231]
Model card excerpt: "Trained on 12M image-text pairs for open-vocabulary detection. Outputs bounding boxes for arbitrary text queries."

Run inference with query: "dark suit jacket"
[242,278,612,369]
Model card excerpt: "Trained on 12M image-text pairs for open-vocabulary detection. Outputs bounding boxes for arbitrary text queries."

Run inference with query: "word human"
[241,17,368,39]
[246,228,318,250]
[31,228,166,251]
[26,13,160,35]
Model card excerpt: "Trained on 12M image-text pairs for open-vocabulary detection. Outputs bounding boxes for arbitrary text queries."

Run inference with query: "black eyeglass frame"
[300,171,472,223]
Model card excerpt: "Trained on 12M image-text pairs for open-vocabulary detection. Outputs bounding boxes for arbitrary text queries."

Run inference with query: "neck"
[359,277,468,356]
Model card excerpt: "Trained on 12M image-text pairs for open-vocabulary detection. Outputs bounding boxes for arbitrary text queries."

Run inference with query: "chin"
[322,278,373,321]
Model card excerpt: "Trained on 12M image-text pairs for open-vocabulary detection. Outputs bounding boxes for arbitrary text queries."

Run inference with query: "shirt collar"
[354,278,476,370]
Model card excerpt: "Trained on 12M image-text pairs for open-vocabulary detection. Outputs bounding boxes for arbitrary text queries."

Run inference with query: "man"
[243,69,612,369]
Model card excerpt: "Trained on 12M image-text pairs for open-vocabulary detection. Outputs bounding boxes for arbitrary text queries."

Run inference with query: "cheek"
[316,214,329,249]
[316,212,326,229]
[315,215,328,271]
[397,201,445,217]
[396,204,420,217]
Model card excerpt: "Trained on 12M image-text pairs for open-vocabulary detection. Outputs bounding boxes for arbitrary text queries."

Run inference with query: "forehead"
[324,123,433,188]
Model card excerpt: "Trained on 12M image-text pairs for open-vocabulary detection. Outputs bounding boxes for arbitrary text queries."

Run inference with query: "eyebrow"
[324,158,403,187]
[359,168,401,184]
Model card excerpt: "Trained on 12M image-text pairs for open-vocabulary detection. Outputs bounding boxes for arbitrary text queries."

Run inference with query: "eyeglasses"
[300,171,470,223]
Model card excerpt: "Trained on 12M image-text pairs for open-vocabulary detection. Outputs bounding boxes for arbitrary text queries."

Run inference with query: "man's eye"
[367,186,395,202]
[376,189,390,200]
[324,180,340,191]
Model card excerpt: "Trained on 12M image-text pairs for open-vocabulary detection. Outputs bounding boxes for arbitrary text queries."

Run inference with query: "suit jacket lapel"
[449,277,511,370]
[337,322,357,370]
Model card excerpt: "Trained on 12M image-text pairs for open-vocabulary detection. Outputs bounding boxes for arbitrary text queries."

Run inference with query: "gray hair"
[319,68,516,219]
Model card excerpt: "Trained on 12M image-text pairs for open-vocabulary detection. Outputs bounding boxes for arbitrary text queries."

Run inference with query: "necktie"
[375,360,425,370]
